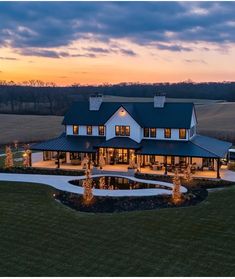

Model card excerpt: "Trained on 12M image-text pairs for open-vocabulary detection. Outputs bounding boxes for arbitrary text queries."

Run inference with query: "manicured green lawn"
[0,181,235,276]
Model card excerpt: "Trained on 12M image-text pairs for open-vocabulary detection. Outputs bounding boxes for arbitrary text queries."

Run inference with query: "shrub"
[0,166,85,176]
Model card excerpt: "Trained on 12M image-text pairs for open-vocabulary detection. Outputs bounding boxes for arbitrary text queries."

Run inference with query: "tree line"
[0,80,235,115]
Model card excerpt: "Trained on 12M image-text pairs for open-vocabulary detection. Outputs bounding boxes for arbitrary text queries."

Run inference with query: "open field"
[0,99,234,145]
[0,114,63,145]
[0,181,235,276]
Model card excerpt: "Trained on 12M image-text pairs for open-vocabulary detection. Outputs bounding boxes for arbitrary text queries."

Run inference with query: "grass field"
[0,181,235,276]
[0,114,63,145]
[196,102,235,141]
[0,99,234,145]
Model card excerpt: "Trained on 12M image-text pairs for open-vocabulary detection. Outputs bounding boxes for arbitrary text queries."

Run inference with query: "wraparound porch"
[31,151,222,179]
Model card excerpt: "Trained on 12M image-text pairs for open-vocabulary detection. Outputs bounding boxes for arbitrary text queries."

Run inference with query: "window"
[98,125,105,136]
[87,125,92,135]
[115,125,130,136]
[179,128,186,139]
[144,128,149,137]
[164,128,171,138]
[150,128,156,138]
[73,125,79,135]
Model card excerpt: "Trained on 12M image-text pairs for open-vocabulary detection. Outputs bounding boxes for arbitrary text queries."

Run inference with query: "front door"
[116,149,128,164]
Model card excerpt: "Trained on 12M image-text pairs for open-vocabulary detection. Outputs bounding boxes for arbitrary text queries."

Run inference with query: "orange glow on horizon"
[1,40,235,86]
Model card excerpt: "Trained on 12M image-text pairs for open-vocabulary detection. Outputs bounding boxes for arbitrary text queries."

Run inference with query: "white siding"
[191,108,197,128]
[105,106,142,142]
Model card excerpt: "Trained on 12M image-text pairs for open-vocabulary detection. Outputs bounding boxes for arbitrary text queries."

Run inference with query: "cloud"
[155,43,192,52]
[0,56,18,60]
[84,46,137,56]
[83,47,111,54]
[0,1,235,57]
[17,48,98,59]
[119,48,137,56]
[17,49,70,58]
[184,59,207,64]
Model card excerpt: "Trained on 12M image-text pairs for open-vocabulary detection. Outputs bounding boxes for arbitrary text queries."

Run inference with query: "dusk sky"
[1,1,235,85]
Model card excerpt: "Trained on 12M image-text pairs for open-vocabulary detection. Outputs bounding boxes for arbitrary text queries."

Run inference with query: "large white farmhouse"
[31,94,232,178]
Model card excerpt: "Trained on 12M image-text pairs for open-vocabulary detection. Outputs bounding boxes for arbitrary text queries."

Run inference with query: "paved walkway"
[0,172,187,197]
[221,168,235,182]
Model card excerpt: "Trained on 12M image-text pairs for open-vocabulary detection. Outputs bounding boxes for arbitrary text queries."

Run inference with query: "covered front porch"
[32,150,221,179]
[30,133,232,179]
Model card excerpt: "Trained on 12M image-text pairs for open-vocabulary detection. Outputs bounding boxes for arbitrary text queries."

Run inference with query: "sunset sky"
[0,1,235,85]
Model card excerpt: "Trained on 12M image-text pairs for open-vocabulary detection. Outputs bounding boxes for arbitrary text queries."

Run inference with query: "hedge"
[0,166,85,176]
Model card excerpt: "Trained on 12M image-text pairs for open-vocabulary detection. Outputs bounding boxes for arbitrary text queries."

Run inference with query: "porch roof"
[95,137,140,149]
[137,134,232,158]
[30,133,104,153]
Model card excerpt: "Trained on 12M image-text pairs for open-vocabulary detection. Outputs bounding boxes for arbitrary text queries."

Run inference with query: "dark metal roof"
[191,134,232,158]
[62,101,194,128]
[31,134,231,158]
[137,134,232,158]
[95,137,141,149]
[30,133,105,153]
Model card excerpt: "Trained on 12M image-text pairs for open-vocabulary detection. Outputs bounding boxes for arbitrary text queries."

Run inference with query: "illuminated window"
[99,125,105,136]
[115,126,130,136]
[87,125,92,135]
[73,125,79,135]
[144,128,149,137]
[179,129,186,139]
[150,128,156,138]
[164,128,171,138]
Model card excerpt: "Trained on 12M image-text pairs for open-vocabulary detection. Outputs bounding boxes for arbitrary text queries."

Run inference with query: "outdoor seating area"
[32,152,220,179]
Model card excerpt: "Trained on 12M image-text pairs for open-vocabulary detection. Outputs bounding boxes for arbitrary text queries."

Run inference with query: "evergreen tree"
[172,169,182,204]
[4,146,14,168]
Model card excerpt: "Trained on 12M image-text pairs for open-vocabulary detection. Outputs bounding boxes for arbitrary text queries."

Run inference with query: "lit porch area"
[30,133,232,179]
[31,151,222,179]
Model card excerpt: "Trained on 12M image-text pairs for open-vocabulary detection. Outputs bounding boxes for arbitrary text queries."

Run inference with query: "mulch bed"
[54,188,208,213]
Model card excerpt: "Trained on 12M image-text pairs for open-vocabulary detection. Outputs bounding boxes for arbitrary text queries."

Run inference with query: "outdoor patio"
[32,158,221,179]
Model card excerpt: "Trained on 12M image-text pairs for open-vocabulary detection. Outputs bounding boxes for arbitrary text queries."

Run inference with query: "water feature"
[69,176,172,191]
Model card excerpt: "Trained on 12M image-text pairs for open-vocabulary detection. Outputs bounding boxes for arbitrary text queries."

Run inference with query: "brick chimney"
[154,93,166,108]
[89,94,103,111]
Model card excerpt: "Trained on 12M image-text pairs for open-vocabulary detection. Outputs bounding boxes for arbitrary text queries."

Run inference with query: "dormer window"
[164,128,171,138]
[179,128,186,139]
[99,125,105,136]
[73,125,79,135]
[87,125,92,135]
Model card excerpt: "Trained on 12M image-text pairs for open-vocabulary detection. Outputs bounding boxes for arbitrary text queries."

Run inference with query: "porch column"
[29,151,32,167]
[216,158,221,179]
[143,155,145,167]
[97,150,100,165]
[164,156,168,175]
[57,151,60,169]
